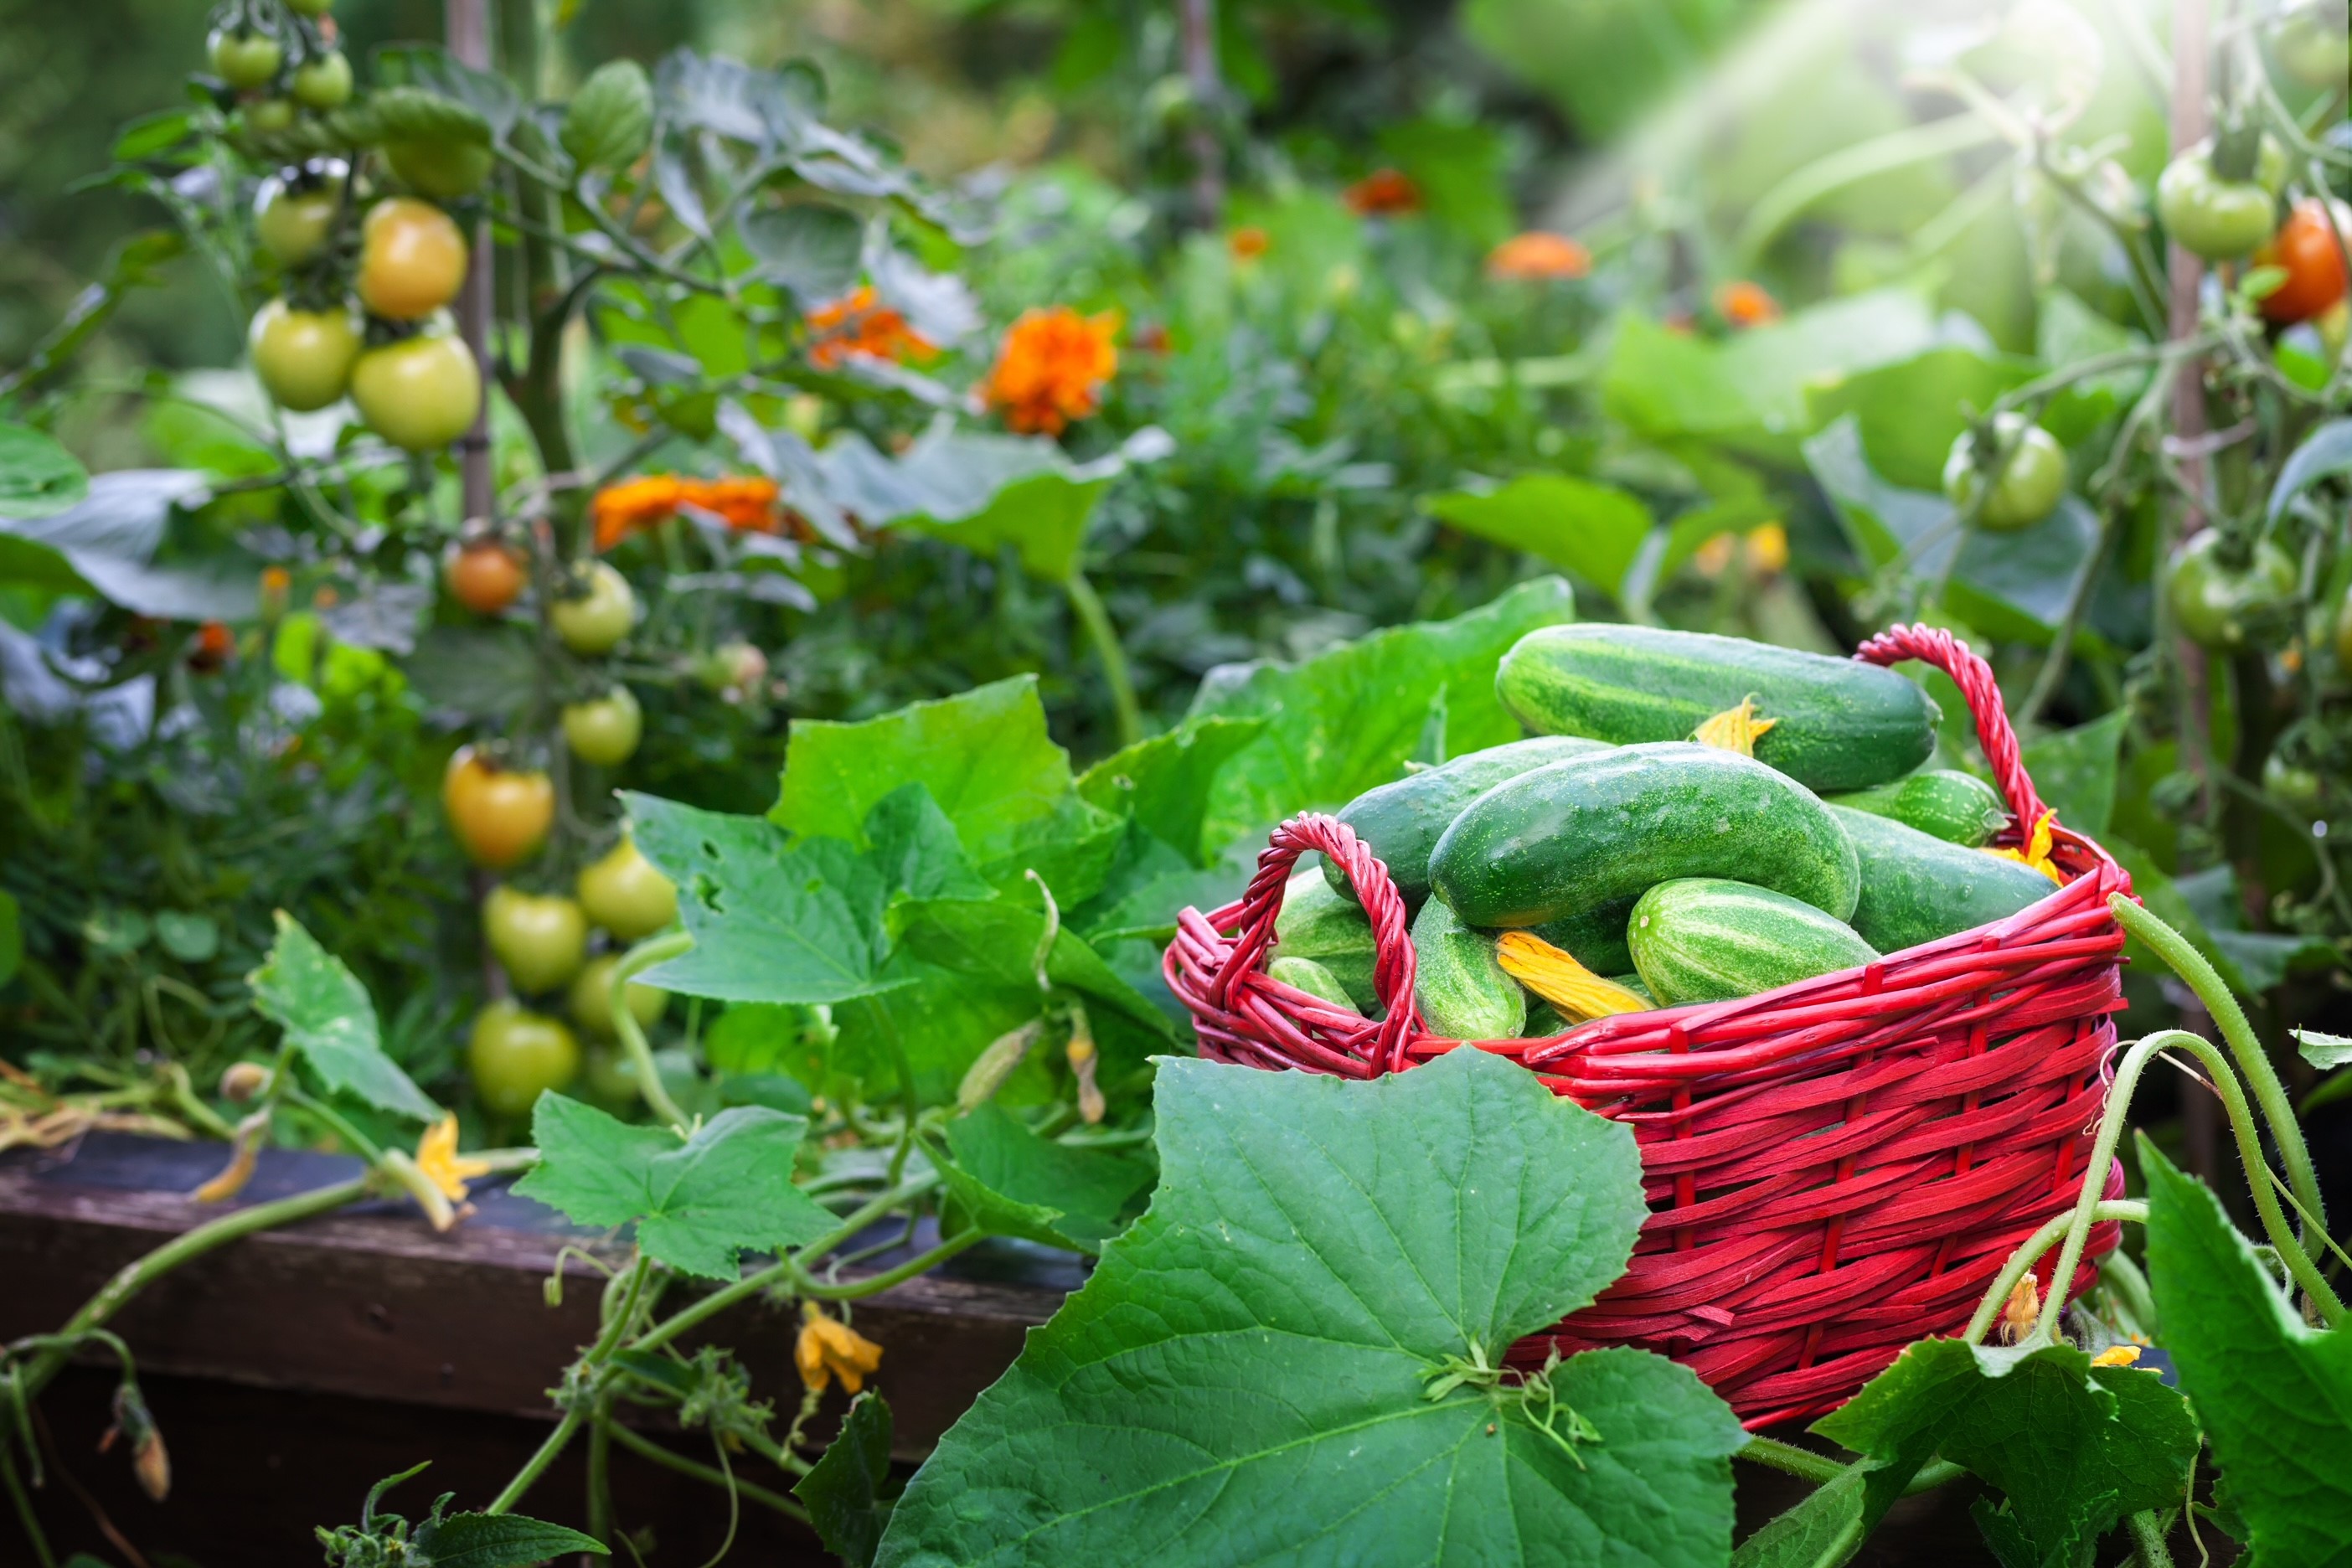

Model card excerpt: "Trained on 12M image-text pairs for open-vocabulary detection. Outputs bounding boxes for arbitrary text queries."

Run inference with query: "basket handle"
[1214,813,1422,1074]
[1853,623,2047,831]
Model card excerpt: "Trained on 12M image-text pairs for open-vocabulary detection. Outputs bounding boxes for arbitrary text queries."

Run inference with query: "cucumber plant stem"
[1065,570,1142,747]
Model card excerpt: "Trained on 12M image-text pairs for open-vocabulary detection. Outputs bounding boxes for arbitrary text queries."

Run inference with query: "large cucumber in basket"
[1831,805,2057,953]
[1826,768,2009,847]
[1496,624,1937,792]
[1410,898,1525,1039]
[1628,878,1879,1005]
[1323,735,1610,910]
[1430,742,1860,931]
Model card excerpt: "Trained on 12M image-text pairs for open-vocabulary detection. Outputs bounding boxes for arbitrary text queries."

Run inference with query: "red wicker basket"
[1164,625,2131,1428]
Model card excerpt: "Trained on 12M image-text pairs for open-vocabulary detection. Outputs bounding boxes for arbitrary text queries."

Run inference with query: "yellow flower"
[2090,1344,2143,1368]
[1744,523,1789,575]
[982,307,1121,436]
[1715,280,1781,328]
[1987,808,2066,887]
[1495,931,1650,1023]
[1692,696,1777,758]
[1998,1275,2040,1344]
[415,1114,493,1203]
[796,1302,884,1395]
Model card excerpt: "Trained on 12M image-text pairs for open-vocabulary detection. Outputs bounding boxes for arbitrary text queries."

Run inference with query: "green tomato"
[2274,9,2350,90]
[385,138,495,200]
[245,97,297,135]
[349,333,482,452]
[562,685,642,767]
[250,299,361,413]
[482,885,589,995]
[552,561,637,655]
[576,836,677,941]
[291,51,352,111]
[580,1043,644,1106]
[2168,531,2299,652]
[468,1002,580,1119]
[253,168,343,266]
[1942,414,2068,532]
[567,954,668,1039]
[209,28,284,90]
[2264,752,2325,817]
[2156,148,2279,260]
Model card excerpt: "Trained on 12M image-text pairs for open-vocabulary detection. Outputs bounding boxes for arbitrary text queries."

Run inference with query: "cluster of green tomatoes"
[209,0,487,451]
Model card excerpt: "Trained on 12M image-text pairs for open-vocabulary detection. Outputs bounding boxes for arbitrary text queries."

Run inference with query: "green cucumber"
[1274,870,1380,1013]
[1323,735,1611,910]
[1628,879,1879,1005]
[1411,898,1525,1039]
[1428,742,1860,931]
[1830,805,2056,954]
[1827,770,2009,847]
[1496,624,1937,792]
[1531,903,1633,977]
[1267,956,1362,1014]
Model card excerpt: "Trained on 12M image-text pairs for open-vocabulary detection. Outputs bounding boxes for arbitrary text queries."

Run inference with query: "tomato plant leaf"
[0,421,89,519]
[876,1046,1746,1566]
[740,204,863,302]
[931,1102,1152,1253]
[514,1097,836,1279]
[2141,1137,2352,1565]
[797,1391,898,1568]
[1188,575,1575,854]
[248,911,438,1122]
[412,1509,608,1566]
[1423,473,1653,598]
[1810,1337,2197,1561]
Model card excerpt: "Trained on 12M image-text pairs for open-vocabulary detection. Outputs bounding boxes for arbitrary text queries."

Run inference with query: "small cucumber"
[1411,898,1525,1039]
[1274,870,1380,1013]
[1429,742,1860,930]
[1827,770,2009,848]
[1268,956,1362,1014]
[1497,624,1937,792]
[1629,879,1879,1005]
[1830,805,2056,953]
[1324,735,1610,910]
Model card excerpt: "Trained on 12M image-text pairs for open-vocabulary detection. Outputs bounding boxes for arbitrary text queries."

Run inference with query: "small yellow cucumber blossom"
[797,1302,885,1395]
[379,1115,495,1232]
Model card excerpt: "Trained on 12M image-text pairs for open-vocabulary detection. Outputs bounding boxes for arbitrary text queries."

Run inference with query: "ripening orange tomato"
[2255,199,2352,325]
[355,197,467,321]
[445,539,526,615]
[442,746,554,869]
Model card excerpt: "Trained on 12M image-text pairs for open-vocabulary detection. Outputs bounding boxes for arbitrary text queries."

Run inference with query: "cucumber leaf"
[515,1096,835,1278]
[1810,1337,2196,1563]
[875,1046,1746,1566]
[248,912,438,1122]
[1189,575,1575,854]
[2141,1137,2352,1564]
[932,1102,1152,1253]
[1423,474,1653,599]
[797,1392,899,1568]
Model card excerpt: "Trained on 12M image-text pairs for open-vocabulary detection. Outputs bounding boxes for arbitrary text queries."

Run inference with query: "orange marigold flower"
[982,307,1120,436]
[1344,168,1421,217]
[1715,280,1781,328]
[591,474,782,549]
[1229,225,1271,260]
[805,286,936,372]
[1487,232,1591,281]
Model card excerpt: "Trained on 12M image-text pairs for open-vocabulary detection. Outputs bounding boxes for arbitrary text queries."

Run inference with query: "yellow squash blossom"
[1692,697,1777,758]
[797,1302,885,1395]
[1495,931,1650,1023]
[1987,808,2066,887]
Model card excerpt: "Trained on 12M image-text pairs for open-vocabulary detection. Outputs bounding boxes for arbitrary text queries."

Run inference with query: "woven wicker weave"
[1164,624,2129,1427]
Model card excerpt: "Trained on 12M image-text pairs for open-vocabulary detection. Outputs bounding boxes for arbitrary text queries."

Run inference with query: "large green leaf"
[2142,1139,2352,1565]
[932,1102,1153,1253]
[415,1511,608,1567]
[1075,716,1266,865]
[0,469,255,621]
[893,890,1176,1042]
[829,964,1039,1108]
[772,676,1123,900]
[247,912,437,1122]
[1423,474,1653,597]
[1603,314,1759,443]
[0,421,89,519]
[797,1392,898,1568]
[627,794,910,1006]
[1188,576,1574,853]
[2020,709,2127,836]
[876,1047,1745,1566]
[514,1096,835,1279]
[1812,1338,2197,1562]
